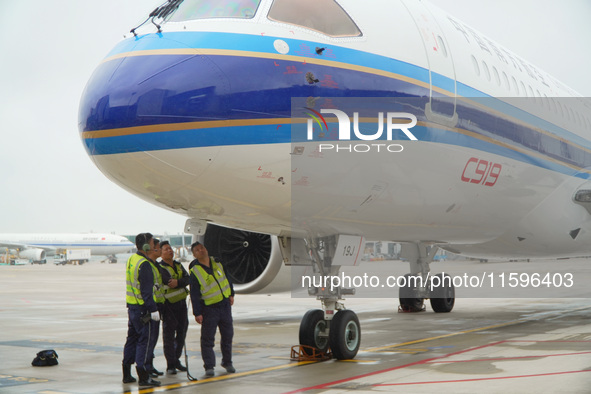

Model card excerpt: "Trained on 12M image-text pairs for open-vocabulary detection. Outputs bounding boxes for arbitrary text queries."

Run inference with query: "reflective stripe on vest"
[126,254,146,305]
[161,262,188,303]
[126,254,166,305]
[191,258,231,305]
[152,260,166,304]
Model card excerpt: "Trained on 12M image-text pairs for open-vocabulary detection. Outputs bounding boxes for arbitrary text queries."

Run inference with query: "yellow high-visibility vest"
[126,254,165,305]
[190,258,231,305]
[160,262,189,303]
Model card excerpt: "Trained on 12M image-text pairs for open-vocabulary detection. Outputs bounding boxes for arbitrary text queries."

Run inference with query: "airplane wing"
[0,241,56,252]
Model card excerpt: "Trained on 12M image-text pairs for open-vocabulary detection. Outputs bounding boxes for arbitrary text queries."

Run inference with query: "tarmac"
[0,257,590,393]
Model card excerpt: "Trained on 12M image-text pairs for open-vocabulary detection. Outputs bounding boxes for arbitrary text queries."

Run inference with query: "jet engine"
[18,248,46,263]
[203,224,287,294]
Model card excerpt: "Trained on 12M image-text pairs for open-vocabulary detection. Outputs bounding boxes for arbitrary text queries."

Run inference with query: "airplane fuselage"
[79,0,591,258]
[0,233,134,256]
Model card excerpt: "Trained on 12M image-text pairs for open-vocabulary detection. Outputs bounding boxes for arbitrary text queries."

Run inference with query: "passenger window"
[268,0,361,37]
[502,71,510,90]
[492,66,500,86]
[471,55,480,76]
[437,36,448,57]
[557,101,564,118]
[511,76,519,94]
[520,81,527,97]
[481,61,491,82]
[169,0,261,21]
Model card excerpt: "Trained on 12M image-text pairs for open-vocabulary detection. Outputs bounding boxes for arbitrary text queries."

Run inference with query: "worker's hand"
[168,279,178,288]
[195,315,203,325]
[151,311,160,322]
[229,296,234,306]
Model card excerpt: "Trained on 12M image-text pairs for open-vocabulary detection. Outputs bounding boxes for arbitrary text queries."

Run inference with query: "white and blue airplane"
[78,0,591,359]
[0,233,135,263]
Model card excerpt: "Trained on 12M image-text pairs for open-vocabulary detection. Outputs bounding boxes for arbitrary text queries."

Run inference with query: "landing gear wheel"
[429,273,455,313]
[329,310,360,360]
[299,309,329,355]
[399,273,424,312]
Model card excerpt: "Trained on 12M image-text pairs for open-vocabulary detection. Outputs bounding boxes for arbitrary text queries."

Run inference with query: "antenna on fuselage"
[130,0,184,36]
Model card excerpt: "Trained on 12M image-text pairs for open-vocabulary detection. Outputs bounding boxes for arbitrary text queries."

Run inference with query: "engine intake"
[18,248,46,262]
[203,224,285,293]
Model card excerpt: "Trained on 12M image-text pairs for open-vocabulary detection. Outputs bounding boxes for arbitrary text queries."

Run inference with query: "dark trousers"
[145,305,162,371]
[162,300,188,367]
[123,305,158,370]
[201,301,233,369]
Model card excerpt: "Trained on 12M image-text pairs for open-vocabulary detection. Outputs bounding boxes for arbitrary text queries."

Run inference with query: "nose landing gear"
[295,236,361,360]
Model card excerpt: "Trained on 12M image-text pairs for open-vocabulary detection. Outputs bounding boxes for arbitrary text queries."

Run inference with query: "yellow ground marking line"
[365,319,531,353]
[38,392,68,394]
[376,348,430,354]
[122,305,591,393]
[365,305,591,353]
[338,359,379,363]
[124,361,316,394]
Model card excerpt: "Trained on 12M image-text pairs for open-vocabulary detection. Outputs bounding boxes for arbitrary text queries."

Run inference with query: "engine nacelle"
[18,248,46,262]
[203,224,287,293]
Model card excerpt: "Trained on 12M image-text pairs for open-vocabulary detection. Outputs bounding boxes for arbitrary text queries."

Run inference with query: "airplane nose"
[79,36,231,152]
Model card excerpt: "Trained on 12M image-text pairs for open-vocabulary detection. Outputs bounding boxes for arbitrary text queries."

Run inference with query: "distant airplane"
[0,233,135,263]
[78,0,591,359]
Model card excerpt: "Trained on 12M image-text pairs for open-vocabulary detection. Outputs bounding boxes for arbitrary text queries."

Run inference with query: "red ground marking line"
[283,341,506,393]
[503,340,591,343]
[426,351,591,364]
[373,369,591,387]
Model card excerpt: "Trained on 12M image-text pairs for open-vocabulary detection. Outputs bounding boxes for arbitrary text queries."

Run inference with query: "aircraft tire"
[399,273,424,312]
[299,309,329,355]
[429,273,455,313]
[329,310,360,360]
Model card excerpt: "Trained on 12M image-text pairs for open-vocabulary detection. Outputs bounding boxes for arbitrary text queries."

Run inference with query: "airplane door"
[402,0,458,125]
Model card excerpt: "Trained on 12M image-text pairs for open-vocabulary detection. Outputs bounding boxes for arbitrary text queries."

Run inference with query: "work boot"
[175,360,188,372]
[167,366,177,375]
[136,366,161,387]
[122,364,136,383]
[149,367,164,378]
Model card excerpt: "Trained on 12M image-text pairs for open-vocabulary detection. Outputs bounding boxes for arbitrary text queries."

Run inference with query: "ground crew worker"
[189,241,236,377]
[122,233,165,387]
[158,241,190,374]
[146,238,165,378]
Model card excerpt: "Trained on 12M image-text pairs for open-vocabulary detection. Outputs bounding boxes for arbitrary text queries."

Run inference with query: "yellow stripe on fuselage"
[92,46,591,171]
[102,47,436,95]
[82,118,291,139]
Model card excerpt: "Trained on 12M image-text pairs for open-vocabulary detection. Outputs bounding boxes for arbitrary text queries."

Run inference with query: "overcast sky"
[0,0,589,235]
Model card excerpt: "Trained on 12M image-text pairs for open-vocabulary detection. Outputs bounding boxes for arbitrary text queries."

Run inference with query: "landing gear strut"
[296,236,361,360]
[399,243,455,313]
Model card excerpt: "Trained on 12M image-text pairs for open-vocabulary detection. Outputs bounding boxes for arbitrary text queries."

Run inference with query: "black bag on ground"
[32,349,58,366]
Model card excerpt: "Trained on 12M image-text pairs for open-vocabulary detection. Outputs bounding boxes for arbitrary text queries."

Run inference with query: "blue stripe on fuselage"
[83,122,591,180]
[93,31,588,146]
[104,31,430,85]
[81,31,591,178]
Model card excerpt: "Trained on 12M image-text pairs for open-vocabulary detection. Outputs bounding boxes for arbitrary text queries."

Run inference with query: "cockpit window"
[168,0,261,22]
[268,0,361,37]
